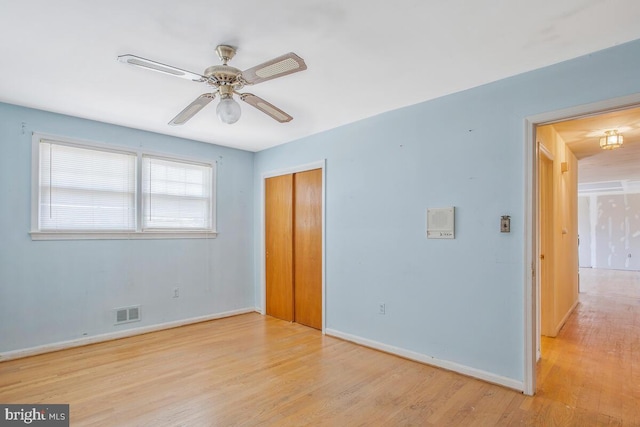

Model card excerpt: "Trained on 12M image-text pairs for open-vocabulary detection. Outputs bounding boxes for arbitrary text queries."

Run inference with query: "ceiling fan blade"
[241,53,307,85]
[168,93,216,126]
[240,93,293,123]
[117,54,207,82]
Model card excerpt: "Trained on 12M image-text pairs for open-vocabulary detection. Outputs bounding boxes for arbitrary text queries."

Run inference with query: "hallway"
[536,268,640,423]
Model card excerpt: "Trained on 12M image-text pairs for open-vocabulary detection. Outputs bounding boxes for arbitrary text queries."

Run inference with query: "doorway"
[524,94,640,395]
[262,162,325,331]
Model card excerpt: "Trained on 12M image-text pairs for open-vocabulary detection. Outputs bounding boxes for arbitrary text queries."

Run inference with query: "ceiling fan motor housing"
[204,65,243,87]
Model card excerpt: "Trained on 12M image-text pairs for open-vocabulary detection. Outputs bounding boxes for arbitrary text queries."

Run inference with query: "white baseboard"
[325,328,524,392]
[0,307,258,362]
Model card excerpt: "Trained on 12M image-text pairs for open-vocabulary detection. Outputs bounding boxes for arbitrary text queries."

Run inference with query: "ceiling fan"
[117,45,307,125]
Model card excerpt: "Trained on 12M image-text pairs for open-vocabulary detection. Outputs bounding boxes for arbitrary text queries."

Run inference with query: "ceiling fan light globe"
[216,97,241,124]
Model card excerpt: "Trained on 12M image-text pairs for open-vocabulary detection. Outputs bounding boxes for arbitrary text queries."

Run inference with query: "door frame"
[523,93,640,395]
[260,160,327,332]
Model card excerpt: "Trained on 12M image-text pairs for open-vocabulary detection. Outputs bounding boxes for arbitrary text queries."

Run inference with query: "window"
[31,134,216,240]
[142,156,213,230]
[38,140,137,231]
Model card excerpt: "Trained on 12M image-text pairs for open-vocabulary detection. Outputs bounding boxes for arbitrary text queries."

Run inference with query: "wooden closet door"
[293,169,322,329]
[265,174,294,321]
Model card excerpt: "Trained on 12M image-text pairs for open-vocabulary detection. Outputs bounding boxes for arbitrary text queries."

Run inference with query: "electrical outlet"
[379,303,386,315]
[173,287,179,298]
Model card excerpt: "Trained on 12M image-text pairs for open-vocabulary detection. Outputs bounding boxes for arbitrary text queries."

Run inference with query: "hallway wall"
[537,124,579,336]
[578,193,640,271]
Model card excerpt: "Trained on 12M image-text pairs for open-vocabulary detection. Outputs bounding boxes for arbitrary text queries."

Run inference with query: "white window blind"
[39,140,136,231]
[142,156,213,230]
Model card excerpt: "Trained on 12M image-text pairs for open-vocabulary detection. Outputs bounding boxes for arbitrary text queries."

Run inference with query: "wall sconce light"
[599,130,623,150]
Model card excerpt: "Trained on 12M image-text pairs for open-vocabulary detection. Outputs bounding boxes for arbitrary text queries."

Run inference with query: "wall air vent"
[114,305,141,325]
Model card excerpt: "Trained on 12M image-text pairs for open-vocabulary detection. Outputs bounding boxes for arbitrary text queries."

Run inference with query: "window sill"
[30,230,218,241]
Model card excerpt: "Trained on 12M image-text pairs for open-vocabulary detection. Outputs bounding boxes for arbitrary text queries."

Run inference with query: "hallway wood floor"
[536,268,640,425]
[1,268,638,426]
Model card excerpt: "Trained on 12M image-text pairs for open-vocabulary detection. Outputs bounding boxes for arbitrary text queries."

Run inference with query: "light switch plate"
[501,215,511,233]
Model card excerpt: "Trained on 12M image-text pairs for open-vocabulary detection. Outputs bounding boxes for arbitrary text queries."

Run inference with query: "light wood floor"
[1,268,639,426]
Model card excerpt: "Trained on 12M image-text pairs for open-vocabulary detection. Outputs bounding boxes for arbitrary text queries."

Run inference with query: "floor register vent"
[114,305,141,325]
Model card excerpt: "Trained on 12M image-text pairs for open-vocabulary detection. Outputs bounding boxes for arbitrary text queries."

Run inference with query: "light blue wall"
[4,38,640,382]
[253,39,640,382]
[0,103,254,352]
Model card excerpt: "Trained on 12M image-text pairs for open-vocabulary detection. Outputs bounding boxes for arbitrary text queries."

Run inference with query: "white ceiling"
[2,1,640,152]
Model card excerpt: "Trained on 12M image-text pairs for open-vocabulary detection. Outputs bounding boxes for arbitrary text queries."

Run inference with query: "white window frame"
[141,154,215,232]
[30,133,217,240]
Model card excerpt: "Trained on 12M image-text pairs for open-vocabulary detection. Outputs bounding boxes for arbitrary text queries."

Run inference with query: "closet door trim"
[260,160,326,332]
